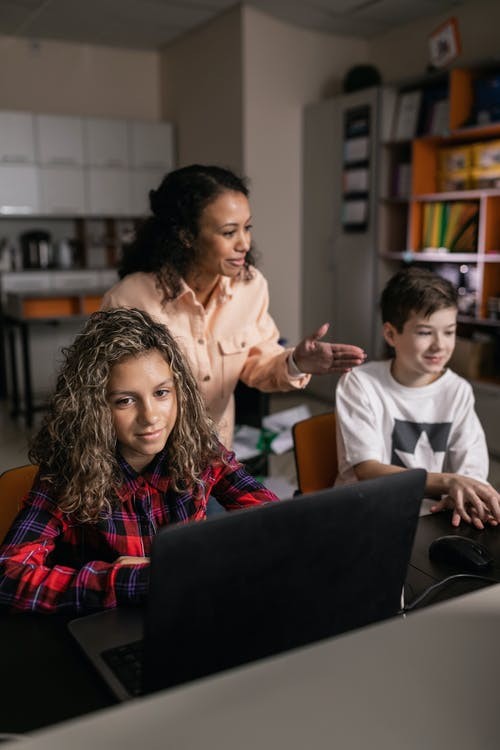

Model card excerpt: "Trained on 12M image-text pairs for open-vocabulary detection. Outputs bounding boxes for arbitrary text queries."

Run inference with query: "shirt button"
[198,338,205,345]
[203,375,211,381]
[241,341,246,347]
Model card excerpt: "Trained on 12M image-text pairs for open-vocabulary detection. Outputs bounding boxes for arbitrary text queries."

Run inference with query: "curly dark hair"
[381,266,458,332]
[119,164,257,301]
[29,308,223,523]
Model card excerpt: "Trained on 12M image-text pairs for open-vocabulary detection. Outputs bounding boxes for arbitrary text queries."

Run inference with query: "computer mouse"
[428,535,493,572]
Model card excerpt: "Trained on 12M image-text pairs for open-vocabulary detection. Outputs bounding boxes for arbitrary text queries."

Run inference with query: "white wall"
[159,4,367,346]
[369,0,500,82]
[0,34,160,119]
[160,7,243,171]
[242,6,368,344]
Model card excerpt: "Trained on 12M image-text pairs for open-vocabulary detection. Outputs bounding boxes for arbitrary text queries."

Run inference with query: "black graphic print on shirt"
[391,419,452,471]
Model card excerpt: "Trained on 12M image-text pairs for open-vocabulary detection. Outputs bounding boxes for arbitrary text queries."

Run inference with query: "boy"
[335,267,500,528]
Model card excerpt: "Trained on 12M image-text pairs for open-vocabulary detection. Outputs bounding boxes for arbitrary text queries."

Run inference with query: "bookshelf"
[378,64,500,384]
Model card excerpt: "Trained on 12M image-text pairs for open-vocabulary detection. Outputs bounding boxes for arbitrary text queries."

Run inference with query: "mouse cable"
[399,573,499,614]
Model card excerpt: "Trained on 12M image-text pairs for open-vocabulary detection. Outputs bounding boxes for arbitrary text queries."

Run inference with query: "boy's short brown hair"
[381,267,458,332]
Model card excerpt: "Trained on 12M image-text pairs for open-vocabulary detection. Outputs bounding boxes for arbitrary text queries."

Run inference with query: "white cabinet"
[35,115,84,166]
[129,121,174,170]
[0,111,36,164]
[84,118,129,167]
[38,166,86,215]
[86,168,131,216]
[0,110,174,219]
[130,168,163,216]
[0,165,39,214]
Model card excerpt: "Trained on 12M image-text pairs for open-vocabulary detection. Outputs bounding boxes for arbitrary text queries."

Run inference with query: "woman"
[102,164,365,446]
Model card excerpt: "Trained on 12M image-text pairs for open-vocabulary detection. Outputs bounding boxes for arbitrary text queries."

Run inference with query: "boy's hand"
[430,475,500,529]
[115,556,150,565]
[293,323,366,374]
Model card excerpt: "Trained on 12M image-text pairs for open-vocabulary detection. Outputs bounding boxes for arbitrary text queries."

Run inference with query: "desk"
[2,290,104,427]
[0,614,114,733]
[9,581,500,749]
[0,511,498,738]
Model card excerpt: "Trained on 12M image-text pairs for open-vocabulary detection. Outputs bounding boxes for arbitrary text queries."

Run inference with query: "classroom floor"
[2,391,500,493]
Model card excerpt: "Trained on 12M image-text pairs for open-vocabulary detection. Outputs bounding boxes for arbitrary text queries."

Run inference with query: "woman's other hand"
[293,323,366,374]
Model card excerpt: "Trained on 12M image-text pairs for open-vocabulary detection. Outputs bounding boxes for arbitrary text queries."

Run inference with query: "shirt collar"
[115,447,170,502]
[177,275,234,305]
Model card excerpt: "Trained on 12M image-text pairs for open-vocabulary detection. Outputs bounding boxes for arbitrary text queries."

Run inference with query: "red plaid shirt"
[0,449,278,614]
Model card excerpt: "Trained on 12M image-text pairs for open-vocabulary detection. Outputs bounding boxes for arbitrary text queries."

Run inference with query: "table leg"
[20,322,34,428]
[7,324,20,418]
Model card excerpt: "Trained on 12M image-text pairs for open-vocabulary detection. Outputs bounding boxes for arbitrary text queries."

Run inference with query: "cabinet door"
[0,165,39,214]
[84,118,129,167]
[0,111,36,164]
[38,166,86,215]
[86,168,131,216]
[0,271,52,293]
[129,121,174,170]
[329,89,380,358]
[51,271,102,290]
[35,114,84,166]
[130,168,164,216]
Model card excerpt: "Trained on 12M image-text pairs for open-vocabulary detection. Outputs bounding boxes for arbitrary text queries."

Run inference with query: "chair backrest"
[292,412,337,494]
[0,464,38,544]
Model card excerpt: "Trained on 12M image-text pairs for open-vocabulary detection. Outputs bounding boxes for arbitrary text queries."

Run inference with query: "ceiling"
[0,0,464,50]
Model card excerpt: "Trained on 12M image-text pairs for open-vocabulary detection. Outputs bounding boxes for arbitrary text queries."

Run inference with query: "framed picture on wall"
[428,17,461,69]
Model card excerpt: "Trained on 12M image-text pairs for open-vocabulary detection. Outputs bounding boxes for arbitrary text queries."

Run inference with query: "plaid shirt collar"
[115,447,171,502]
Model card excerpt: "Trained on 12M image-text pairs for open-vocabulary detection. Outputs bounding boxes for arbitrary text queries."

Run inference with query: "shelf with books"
[377,64,500,382]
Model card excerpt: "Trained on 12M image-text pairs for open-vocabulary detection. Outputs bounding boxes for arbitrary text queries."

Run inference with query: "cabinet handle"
[1,155,30,163]
[47,157,78,165]
[0,205,34,215]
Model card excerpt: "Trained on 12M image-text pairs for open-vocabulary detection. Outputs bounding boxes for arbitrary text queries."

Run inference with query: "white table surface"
[8,583,500,750]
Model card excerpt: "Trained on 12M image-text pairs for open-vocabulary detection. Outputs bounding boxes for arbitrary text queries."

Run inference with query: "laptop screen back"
[143,469,426,694]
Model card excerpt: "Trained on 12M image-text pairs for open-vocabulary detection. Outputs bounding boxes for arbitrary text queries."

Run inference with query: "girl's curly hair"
[118,164,256,302]
[29,308,223,523]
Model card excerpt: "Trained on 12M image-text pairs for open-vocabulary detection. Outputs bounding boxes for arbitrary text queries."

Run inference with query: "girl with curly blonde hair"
[0,308,277,614]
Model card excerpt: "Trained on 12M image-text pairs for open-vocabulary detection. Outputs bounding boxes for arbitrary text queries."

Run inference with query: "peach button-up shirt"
[101,268,309,446]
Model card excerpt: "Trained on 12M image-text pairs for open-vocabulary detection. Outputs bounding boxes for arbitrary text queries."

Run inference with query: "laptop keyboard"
[101,639,144,697]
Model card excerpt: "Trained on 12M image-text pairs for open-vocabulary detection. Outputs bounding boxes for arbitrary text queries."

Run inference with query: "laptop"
[68,469,426,700]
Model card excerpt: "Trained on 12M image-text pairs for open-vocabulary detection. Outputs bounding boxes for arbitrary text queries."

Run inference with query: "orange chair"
[0,464,38,544]
[292,412,338,494]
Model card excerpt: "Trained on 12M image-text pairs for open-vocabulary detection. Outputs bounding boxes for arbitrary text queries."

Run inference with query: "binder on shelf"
[429,98,450,136]
[430,202,442,248]
[449,202,479,252]
[391,162,411,198]
[443,202,463,248]
[422,203,433,248]
[393,90,422,141]
[438,202,449,247]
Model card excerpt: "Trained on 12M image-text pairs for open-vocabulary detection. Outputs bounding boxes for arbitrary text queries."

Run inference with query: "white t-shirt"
[335,360,489,486]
